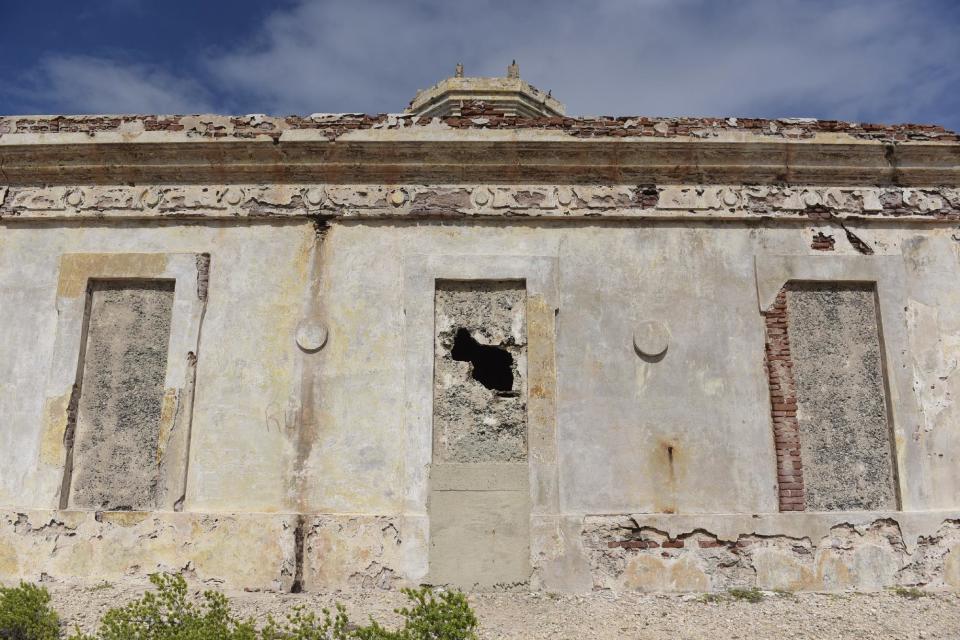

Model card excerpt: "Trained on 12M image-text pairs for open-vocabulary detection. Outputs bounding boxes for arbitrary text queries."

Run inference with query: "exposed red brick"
[2,112,956,143]
[811,231,836,251]
[763,288,806,512]
[698,539,724,548]
[607,540,659,549]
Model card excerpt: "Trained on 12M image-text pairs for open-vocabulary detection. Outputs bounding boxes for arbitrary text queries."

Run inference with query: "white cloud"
[12,0,960,128]
[204,0,960,125]
[20,56,215,115]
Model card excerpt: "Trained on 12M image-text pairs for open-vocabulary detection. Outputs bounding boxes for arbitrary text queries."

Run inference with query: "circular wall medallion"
[141,188,162,208]
[295,320,328,353]
[633,321,670,358]
[65,190,84,207]
[472,187,492,207]
[304,187,326,207]
[223,187,245,206]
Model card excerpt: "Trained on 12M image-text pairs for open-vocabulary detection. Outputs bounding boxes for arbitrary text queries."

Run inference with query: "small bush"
[261,604,352,640]
[891,586,926,600]
[68,573,258,640]
[0,581,60,640]
[67,575,477,640]
[727,587,764,603]
[354,587,478,640]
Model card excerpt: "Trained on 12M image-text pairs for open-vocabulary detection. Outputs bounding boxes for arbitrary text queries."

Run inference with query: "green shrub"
[695,592,724,604]
[68,575,477,640]
[0,581,60,640]
[353,587,477,640]
[260,604,352,640]
[68,573,257,640]
[891,586,926,600]
[263,587,478,640]
[727,587,764,603]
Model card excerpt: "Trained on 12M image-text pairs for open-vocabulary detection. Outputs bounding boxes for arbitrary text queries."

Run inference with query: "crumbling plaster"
[1,114,960,592]
[0,223,316,512]
[2,183,960,221]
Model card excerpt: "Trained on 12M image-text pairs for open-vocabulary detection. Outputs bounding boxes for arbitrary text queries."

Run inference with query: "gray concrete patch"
[786,283,897,511]
[68,280,175,510]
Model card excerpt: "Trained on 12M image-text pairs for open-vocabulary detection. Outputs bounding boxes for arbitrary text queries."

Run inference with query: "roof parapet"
[405,61,565,118]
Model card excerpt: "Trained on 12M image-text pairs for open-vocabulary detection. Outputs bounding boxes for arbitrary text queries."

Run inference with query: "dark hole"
[450,328,514,392]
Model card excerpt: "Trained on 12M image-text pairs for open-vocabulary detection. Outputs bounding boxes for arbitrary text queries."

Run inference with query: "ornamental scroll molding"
[0,184,958,219]
[657,185,960,217]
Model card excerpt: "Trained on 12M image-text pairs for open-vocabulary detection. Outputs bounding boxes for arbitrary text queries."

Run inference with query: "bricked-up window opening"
[64,279,175,511]
[763,282,899,512]
[450,327,514,391]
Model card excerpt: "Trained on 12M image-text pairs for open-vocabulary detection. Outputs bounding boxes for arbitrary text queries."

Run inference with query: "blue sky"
[2,0,958,130]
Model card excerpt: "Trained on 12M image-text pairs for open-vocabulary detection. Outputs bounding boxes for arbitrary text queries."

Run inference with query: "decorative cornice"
[0,137,957,187]
[2,183,958,222]
[0,114,957,188]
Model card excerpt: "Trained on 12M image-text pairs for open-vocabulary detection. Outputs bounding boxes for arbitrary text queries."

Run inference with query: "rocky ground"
[47,582,960,640]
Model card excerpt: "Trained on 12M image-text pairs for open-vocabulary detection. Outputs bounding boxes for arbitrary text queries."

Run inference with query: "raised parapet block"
[406,63,565,118]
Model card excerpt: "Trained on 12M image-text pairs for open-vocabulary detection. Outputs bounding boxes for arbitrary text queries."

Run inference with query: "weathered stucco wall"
[2,213,960,592]
[0,221,316,512]
[0,114,959,592]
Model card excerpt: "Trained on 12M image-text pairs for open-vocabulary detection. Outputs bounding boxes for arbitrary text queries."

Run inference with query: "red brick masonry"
[764,288,806,511]
[1,105,955,143]
[810,232,836,251]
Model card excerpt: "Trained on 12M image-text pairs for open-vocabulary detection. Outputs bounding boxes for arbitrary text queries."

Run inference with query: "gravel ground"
[46,582,960,640]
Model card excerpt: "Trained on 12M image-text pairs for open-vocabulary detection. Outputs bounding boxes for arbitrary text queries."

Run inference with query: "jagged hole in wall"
[433,280,527,463]
[451,327,514,392]
[431,280,531,587]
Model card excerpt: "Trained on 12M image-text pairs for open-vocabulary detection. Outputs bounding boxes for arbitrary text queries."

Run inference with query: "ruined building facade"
[2,70,960,592]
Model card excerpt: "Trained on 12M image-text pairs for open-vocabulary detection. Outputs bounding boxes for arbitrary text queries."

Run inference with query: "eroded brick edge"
[763,288,805,512]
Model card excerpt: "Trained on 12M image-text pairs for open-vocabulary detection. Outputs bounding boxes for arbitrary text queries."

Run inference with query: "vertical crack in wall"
[290,221,329,516]
[173,350,199,512]
[172,252,211,512]
[195,253,211,301]
[763,288,806,511]
[290,514,306,593]
[830,216,875,255]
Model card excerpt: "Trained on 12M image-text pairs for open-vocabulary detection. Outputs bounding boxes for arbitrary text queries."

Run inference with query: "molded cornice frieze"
[0,136,957,187]
[2,183,959,221]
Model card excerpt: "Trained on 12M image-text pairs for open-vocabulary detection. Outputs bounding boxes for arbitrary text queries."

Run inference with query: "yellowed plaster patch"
[156,388,179,463]
[753,548,816,590]
[98,511,152,527]
[527,294,557,464]
[944,545,960,588]
[816,552,854,589]
[622,555,709,591]
[39,393,70,466]
[57,253,169,297]
[0,539,20,577]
